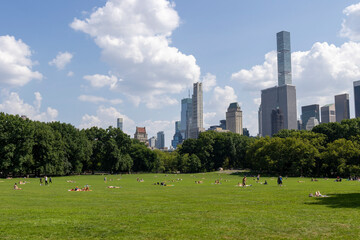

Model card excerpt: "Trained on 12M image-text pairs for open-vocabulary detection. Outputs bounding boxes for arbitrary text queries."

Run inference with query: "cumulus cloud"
[49,51,73,70]
[202,73,217,92]
[340,2,360,41]
[0,35,42,87]
[67,71,74,77]
[79,106,135,134]
[0,91,58,122]
[83,74,120,89]
[78,94,122,105]
[204,86,238,127]
[71,0,200,108]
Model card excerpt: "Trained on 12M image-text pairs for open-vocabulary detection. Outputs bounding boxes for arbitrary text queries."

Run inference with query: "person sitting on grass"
[14,183,22,190]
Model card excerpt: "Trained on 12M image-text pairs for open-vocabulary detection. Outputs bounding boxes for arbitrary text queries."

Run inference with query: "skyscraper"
[226,102,243,134]
[259,31,297,136]
[134,127,148,145]
[354,80,360,118]
[156,131,165,149]
[335,93,350,122]
[277,31,292,86]
[190,82,204,139]
[117,118,123,131]
[148,136,156,148]
[301,104,320,130]
[260,85,297,136]
[321,104,336,123]
[171,121,183,149]
[180,98,192,139]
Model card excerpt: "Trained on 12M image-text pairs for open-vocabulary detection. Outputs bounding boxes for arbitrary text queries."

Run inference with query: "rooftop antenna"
[188,89,190,98]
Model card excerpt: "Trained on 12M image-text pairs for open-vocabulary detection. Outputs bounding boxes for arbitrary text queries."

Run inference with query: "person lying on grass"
[309,191,329,197]
[68,185,91,191]
[14,183,22,190]
[107,186,121,188]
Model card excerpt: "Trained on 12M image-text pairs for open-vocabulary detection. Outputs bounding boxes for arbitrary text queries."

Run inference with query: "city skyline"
[1,1,360,146]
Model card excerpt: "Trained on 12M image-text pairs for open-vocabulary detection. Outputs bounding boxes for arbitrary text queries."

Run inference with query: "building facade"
[301,104,320,130]
[148,136,156,148]
[226,102,243,134]
[260,84,297,136]
[171,121,183,149]
[277,31,292,86]
[156,131,165,149]
[305,117,319,131]
[335,93,350,122]
[117,118,123,131]
[134,127,148,145]
[180,98,192,140]
[271,108,284,135]
[354,80,360,118]
[190,82,204,139]
[321,104,336,123]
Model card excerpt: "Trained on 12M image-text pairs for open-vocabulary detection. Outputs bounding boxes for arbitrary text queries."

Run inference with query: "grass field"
[0,172,360,239]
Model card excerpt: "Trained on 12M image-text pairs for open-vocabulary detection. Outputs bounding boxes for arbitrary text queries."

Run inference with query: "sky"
[1,0,360,147]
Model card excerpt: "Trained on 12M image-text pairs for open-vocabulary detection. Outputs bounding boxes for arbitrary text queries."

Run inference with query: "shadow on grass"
[306,193,360,208]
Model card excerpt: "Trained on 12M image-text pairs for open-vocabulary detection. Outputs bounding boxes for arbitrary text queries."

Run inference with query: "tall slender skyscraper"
[190,82,204,139]
[117,118,123,131]
[260,31,297,136]
[335,93,350,122]
[226,102,243,134]
[277,31,292,86]
[354,80,360,118]
[180,98,192,139]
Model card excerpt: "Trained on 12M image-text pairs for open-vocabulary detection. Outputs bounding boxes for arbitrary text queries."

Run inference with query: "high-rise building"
[271,108,284,136]
[148,136,156,148]
[259,31,297,137]
[190,82,204,139]
[156,131,165,149]
[180,98,192,140]
[134,127,148,145]
[226,102,243,134]
[321,104,336,123]
[301,104,319,130]
[305,117,319,131]
[335,93,350,122]
[117,118,123,131]
[171,121,183,149]
[354,80,360,118]
[260,85,297,136]
[220,120,226,130]
[243,128,250,137]
[277,31,292,86]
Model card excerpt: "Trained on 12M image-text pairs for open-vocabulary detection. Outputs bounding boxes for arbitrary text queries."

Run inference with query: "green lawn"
[0,173,359,239]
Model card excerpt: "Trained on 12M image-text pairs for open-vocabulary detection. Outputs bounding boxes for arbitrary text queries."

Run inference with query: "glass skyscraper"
[301,104,320,130]
[277,31,292,86]
[354,80,360,118]
[335,93,350,122]
[180,98,192,140]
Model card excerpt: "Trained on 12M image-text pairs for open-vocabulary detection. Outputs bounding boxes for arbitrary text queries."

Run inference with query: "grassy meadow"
[0,172,360,239]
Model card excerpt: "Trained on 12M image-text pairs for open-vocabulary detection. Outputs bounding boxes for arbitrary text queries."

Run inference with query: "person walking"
[242,176,247,187]
[277,176,283,186]
[45,176,48,185]
[49,177,52,184]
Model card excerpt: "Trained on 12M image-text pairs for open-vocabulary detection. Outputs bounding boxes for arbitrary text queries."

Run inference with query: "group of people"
[69,185,91,191]
[309,191,328,197]
[39,176,52,186]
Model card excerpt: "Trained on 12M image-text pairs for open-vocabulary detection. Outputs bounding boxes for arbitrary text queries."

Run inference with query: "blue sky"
[1,0,360,147]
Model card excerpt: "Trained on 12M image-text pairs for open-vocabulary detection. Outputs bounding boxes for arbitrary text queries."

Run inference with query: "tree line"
[1,112,360,177]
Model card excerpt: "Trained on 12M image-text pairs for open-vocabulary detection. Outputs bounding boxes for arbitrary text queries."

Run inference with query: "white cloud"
[231,51,277,90]
[202,73,217,92]
[0,91,58,122]
[205,86,238,127]
[67,71,74,77]
[78,94,122,105]
[0,35,42,86]
[49,51,73,70]
[83,74,120,89]
[71,0,200,109]
[340,3,360,41]
[79,106,134,134]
